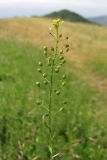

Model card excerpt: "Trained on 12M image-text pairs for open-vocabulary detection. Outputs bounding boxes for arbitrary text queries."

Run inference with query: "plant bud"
[38,61,43,66]
[36,82,40,87]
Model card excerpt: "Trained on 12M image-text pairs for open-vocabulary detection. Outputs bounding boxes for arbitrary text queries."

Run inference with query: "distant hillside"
[44,9,90,23]
[89,16,107,26]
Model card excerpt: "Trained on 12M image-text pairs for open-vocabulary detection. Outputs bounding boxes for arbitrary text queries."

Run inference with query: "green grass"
[88,57,107,78]
[0,39,107,159]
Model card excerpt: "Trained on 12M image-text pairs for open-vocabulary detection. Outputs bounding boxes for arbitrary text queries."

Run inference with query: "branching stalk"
[48,27,59,160]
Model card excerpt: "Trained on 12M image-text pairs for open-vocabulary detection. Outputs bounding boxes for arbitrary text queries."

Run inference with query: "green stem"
[48,28,59,160]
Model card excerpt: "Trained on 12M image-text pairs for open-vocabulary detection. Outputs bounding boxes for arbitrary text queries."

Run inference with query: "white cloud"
[0,0,107,18]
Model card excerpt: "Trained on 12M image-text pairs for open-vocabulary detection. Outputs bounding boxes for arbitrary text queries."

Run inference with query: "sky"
[0,0,107,18]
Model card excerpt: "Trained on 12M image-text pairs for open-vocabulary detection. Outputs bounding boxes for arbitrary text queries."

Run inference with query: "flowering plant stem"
[36,19,69,159]
[48,28,59,160]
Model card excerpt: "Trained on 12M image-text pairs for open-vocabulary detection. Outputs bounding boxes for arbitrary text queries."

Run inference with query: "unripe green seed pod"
[55,90,60,95]
[62,81,66,86]
[47,57,52,66]
[66,48,69,52]
[48,62,51,66]
[48,57,51,61]
[60,62,63,66]
[56,65,60,69]
[65,44,69,48]
[43,46,47,51]
[36,100,41,105]
[59,34,62,38]
[59,56,64,60]
[55,68,59,73]
[36,82,40,87]
[44,51,47,56]
[63,101,67,104]
[44,80,48,85]
[62,74,66,79]
[66,36,69,40]
[37,68,42,73]
[62,59,66,64]
[38,61,43,66]
[59,50,63,54]
[43,73,47,78]
[59,107,64,112]
[51,47,54,51]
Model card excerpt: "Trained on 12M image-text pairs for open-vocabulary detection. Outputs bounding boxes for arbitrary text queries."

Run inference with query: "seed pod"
[59,34,62,38]
[38,61,43,66]
[65,44,69,48]
[55,68,59,73]
[59,56,64,60]
[62,74,66,79]
[37,68,42,73]
[60,62,63,66]
[44,51,47,56]
[59,107,64,112]
[49,27,52,31]
[66,36,69,40]
[59,50,63,54]
[63,101,67,104]
[43,46,47,51]
[62,59,66,64]
[62,81,66,86]
[47,57,52,66]
[36,82,40,87]
[44,80,48,85]
[36,100,41,105]
[51,47,54,51]
[66,48,69,52]
[55,90,60,95]
[43,73,47,78]
[56,65,60,69]
[48,62,51,66]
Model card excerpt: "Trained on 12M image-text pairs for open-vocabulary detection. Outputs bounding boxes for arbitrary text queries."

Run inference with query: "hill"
[89,15,107,26]
[44,9,90,23]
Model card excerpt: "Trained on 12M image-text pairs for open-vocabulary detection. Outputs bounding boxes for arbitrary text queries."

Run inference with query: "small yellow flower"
[53,19,64,29]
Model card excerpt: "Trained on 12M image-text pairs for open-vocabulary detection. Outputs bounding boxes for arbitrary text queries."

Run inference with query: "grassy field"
[0,17,107,159]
